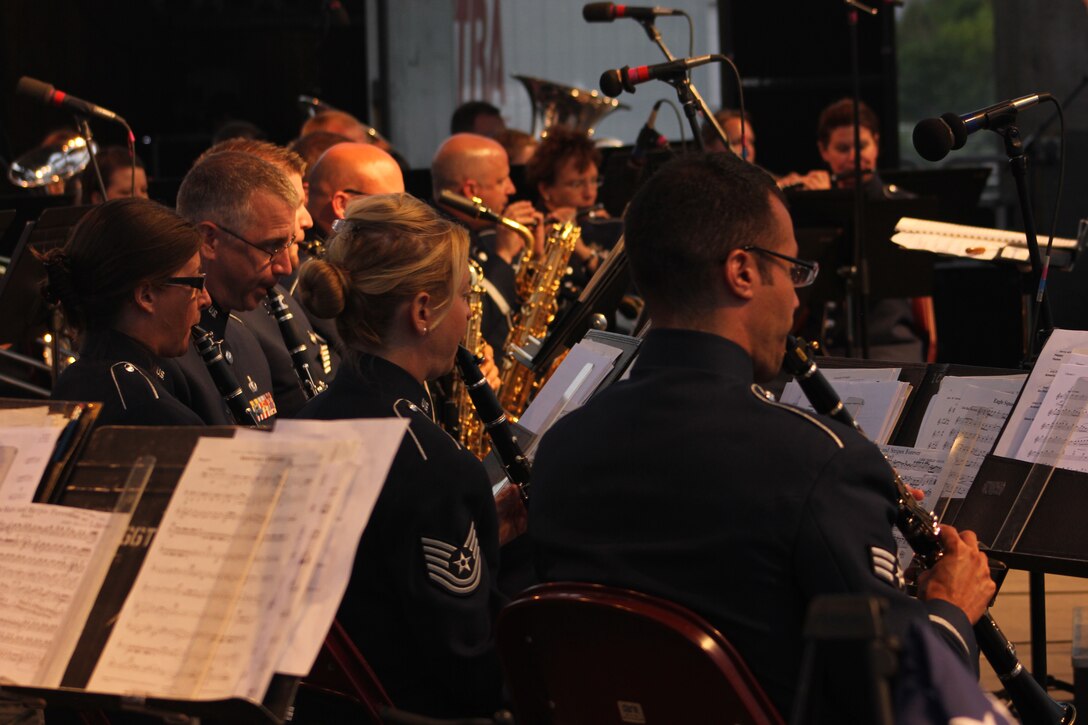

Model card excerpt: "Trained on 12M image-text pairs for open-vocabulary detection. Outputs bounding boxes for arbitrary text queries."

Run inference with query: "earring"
[423,326,428,335]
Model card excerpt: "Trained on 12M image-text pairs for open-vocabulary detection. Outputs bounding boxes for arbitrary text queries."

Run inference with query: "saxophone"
[498,219,580,418]
[451,259,491,458]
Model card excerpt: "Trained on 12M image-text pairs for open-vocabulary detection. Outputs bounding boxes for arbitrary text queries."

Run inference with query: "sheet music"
[241,419,407,678]
[0,406,70,428]
[822,367,902,383]
[0,503,116,686]
[994,329,1088,459]
[0,426,65,503]
[892,217,1078,261]
[781,380,912,444]
[517,339,622,438]
[88,437,305,699]
[880,445,948,569]
[1014,363,1088,472]
[916,375,1025,450]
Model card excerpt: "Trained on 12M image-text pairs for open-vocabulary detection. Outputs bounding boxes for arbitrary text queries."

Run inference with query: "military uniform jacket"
[529,328,977,717]
[237,283,338,418]
[51,328,204,426]
[168,302,278,426]
[297,354,503,717]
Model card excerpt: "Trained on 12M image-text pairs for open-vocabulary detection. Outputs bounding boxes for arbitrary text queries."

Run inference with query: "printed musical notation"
[1015,364,1088,473]
[880,445,948,569]
[0,503,114,686]
[0,426,65,503]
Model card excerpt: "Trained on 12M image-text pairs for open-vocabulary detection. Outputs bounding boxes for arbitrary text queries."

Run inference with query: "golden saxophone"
[450,259,492,459]
[498,219,580,419]
[437,190,536,252]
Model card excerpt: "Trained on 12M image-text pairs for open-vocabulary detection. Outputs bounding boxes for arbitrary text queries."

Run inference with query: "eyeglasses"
[742,246,819,288]
[215,223,295,265]
[560,177,602,191]
[340,188,366,196]
[162,274,207,294]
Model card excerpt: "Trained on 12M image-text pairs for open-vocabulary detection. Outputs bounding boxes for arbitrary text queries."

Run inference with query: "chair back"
[497,582,784,725]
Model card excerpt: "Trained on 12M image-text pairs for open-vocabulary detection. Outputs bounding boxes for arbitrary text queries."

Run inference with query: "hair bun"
[297,258,349,319]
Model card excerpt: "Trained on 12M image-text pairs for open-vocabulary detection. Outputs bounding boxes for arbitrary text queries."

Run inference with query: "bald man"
[307,142,406,238]
[431,133,543,352]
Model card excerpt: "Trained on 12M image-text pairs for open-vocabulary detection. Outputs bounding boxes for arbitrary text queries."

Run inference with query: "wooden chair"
[496,582,784,725]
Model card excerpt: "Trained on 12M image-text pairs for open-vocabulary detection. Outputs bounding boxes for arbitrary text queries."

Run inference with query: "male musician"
[169,151,298,425]
[529,152,996,718]
[430,133,543,352]
[193,138,336,418]
[306,141,405,239]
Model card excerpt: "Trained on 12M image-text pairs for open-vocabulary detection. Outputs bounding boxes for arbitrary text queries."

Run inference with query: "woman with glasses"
[525,126,610,274]
[295,193,503,717]
[45,198,211,425]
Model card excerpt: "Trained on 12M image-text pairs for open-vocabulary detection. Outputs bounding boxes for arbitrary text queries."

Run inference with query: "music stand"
[879,167,992,226]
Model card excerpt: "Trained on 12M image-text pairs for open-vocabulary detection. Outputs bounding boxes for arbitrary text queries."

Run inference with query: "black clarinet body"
[454,345,532,499]
[267,289,327,400]
[783,335,1075,725]
[191,324,261,427]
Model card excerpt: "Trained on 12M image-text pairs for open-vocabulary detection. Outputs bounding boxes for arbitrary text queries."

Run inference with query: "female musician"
[46,198,210,425]
[525,126,610,273]
[295,193,503,717]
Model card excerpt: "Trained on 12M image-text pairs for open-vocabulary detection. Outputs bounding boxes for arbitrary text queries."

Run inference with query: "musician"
[78,145,149,203]
[169,151,293,425]
[703,109,829,190]
[431,132,543,353]
[46,198,208,425]
[450,100,506,138]
[295,193,503,717]
[306,142,405,239]
[194,139,336,417]
[529,151,995,718]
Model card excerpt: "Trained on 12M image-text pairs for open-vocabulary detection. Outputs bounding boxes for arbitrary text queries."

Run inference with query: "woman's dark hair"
[80,146,145,203]
[525,126,601,190]
[39,198,201,334]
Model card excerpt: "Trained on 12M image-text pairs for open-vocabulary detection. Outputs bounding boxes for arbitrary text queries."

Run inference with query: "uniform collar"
[342,352,433,418]
[635,328,755,383]
[201,301,231,338]
[80,328,168,381]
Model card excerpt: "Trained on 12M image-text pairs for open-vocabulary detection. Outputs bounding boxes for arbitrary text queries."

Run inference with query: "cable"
[656,98,685,151]
[1029,97,1065,343]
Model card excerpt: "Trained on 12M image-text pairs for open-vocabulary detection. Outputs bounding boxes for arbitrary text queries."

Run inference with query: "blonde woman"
[296,193,502,717]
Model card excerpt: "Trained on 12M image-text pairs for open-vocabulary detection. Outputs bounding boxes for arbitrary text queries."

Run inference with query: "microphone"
[912,92,1052,162]
[600,55,721,97]
[15,76,124,123]
[583,3,681,21]
[630,100,669,167]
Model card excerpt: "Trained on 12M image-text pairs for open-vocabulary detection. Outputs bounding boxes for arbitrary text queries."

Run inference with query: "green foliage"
[898,0,995,123]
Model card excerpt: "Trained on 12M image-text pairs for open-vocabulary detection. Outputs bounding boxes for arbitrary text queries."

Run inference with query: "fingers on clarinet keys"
[917,524,996,625]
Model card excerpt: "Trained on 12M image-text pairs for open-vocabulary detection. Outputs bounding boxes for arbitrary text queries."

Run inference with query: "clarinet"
[454,345,532,501]
[191,325,261,427]
[783,335,1075,725]
[267,289,328,400]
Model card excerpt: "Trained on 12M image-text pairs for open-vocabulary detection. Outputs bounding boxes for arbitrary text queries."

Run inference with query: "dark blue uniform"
[169,303,278,426]
[529,328,977,717]
[297,354,503,717]
[471,229,520,354]
[51,328,203,426]
[237,283,337,418]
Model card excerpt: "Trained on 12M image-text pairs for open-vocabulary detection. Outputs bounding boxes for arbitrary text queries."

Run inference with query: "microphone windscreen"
[583,2,615,21]
[15,76,53,103]
[599,69,625,98]
[940,111,969,150]
[912,117,954,162]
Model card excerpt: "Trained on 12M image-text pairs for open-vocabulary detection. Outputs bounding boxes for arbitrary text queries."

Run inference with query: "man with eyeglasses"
[528,152,996,720]
[168,151,299,425]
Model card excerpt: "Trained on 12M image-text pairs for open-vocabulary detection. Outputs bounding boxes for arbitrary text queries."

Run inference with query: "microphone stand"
[73,115,107,201]
[635,18,726,151]
[843,0,878,359]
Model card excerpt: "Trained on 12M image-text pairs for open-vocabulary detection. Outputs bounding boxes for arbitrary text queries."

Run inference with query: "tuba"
[498,219,580,418]
[512,75,627,137]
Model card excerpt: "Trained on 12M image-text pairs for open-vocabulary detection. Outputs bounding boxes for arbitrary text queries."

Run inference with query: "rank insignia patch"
[870,545,905,590]
[421,521,482,595]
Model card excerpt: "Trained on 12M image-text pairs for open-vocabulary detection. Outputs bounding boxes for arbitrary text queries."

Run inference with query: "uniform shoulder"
[748,383,848,449]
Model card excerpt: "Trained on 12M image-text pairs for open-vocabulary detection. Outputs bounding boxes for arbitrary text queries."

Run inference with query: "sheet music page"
[915,375,1026,449]
[1013,363,1088,472]
[0,503,116,686]
[88,437,300,700]
[934,383,1020,499]
[880,445,948,568]
[517,340,622,436]
[0,406,70,428]
[994,329,1088,458]
[0,426,65,503]
[780,380,911,444]
[244,419,407,678]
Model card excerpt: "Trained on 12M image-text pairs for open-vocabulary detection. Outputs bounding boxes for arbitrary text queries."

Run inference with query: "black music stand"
[2,425,297,724]
[0,206,91,396]
[879,167,992,226]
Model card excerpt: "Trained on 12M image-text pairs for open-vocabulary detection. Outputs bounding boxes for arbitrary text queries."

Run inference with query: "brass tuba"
[512,75,628,137]
[498,219,580,418]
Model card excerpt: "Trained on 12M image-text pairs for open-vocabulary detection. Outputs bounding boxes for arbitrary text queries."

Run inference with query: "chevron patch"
[421,521,482,595]
[870,545,906,590]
